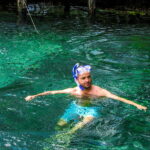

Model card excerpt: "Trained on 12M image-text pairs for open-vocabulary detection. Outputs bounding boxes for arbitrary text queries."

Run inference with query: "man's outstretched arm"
[25,88,74,101]
[102,89,147,111]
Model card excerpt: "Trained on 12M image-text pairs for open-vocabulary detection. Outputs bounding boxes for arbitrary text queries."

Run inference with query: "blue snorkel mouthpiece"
[72,63,91,90]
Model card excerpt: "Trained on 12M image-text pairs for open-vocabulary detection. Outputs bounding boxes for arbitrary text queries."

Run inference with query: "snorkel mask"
[72,63,91,90]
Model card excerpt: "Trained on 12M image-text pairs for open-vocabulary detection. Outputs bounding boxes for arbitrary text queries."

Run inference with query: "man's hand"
[25,95,36,101]
[136,104,147,111]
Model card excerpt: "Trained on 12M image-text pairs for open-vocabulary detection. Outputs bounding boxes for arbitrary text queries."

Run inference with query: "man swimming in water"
[25,63,147,134]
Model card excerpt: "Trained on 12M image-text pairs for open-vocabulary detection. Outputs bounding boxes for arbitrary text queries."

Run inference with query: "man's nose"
[85,78,90,82]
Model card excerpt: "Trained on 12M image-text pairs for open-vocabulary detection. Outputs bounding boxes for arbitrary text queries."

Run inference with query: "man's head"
[72,63,92,90]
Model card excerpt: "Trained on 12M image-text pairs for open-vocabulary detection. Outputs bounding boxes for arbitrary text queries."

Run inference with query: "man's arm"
[25,88,74,101]
[101,89,147,111]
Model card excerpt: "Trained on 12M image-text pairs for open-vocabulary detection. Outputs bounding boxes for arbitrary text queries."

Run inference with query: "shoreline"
[0,6,150,24]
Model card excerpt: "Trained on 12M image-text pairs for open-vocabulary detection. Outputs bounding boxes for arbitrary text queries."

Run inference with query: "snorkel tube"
[72,63,91,90]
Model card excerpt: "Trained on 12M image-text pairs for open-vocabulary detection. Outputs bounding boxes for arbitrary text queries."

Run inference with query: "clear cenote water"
[0,16,150,150]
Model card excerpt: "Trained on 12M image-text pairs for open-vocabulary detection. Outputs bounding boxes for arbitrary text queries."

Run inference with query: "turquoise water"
[0,16,150,150]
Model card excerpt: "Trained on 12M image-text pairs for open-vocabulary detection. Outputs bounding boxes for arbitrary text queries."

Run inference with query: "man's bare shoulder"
[92,85,104,91]
[64,87,77,93]
[92,85,108,96]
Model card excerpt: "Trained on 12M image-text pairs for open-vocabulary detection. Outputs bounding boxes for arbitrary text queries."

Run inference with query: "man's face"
[77,72,92,89]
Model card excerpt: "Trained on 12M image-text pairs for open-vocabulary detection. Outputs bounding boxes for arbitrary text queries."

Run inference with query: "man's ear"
[76,78,79,82]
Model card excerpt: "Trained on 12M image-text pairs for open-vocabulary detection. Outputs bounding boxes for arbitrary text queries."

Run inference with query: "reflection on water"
[0,17,150,149]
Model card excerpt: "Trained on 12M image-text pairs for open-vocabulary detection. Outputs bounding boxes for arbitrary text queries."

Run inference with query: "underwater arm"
[103,89,147,111]
[25,88,74,101]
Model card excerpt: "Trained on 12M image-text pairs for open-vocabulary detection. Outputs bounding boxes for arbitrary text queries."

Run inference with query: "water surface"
[0,16,150,150]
